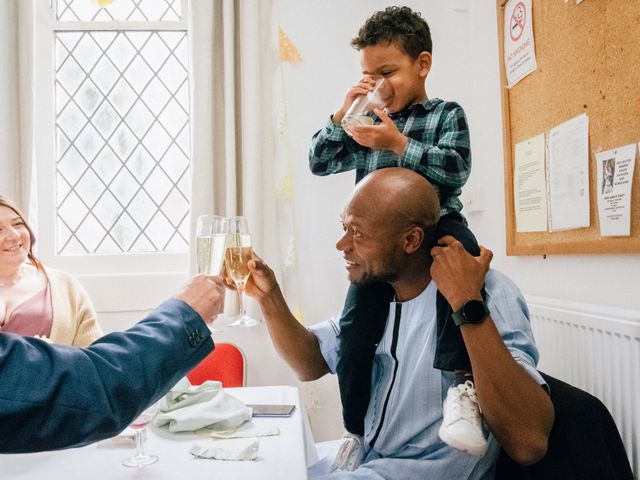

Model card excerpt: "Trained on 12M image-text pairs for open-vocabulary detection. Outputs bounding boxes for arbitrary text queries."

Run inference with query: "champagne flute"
[122,402,160,468]
[225,216,260,327]
[196,215,227,275]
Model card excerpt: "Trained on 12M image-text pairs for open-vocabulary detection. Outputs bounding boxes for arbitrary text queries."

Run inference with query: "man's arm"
[430,237,554,465]
[0,275,225,453]
[242,258,330,381]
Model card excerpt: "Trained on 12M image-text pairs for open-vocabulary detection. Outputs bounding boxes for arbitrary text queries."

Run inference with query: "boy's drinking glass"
[341,78,392,135]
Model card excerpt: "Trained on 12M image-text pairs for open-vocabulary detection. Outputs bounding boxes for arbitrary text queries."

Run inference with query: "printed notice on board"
[504,0,537,87]
[595,144,636,236]
[514,133,548,232]
[547,113,590,231]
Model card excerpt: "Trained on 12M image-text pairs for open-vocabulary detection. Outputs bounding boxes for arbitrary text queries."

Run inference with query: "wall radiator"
[527,296,640,478]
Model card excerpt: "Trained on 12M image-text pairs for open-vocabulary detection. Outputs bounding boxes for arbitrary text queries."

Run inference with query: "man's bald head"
[348,167,440,237]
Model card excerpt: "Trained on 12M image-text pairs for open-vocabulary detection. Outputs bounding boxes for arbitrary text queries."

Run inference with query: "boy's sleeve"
[308,117,359,176]
[400,103,471,189]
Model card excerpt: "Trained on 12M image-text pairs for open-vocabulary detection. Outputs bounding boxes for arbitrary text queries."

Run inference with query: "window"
[34,0,192,309]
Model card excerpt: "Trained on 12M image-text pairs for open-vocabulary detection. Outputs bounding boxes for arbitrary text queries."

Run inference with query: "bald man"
[244,168,553,479]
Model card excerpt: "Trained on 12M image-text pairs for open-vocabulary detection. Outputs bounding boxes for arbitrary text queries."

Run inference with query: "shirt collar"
[388,97,440,120]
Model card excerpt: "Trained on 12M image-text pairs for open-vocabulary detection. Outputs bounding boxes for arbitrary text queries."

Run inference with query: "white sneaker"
[331,432,366,471]
[438,380,488,456]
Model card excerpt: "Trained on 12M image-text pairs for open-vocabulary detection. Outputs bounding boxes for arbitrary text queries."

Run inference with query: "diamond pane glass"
[55,30,190,255]
[57,0,182,22]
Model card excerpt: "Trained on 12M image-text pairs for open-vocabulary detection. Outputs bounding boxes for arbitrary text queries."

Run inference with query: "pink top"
[0,285,53,337]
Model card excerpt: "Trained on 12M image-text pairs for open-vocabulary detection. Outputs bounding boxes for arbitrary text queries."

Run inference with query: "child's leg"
[434,212,488,456]
[336,281,394,436]
[433,212,483,372]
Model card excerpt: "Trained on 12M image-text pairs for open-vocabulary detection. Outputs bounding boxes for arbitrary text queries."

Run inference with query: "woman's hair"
[0,196,44,271]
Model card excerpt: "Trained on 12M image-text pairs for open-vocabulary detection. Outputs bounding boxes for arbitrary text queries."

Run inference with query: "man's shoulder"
[485,269,523,296]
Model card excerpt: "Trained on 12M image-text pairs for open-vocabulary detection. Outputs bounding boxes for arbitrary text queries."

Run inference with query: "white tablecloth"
[0,385,316,480]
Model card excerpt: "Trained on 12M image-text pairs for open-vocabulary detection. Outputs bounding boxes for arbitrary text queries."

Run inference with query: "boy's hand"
[333,77,377,124]
[430,236,492,311]
[349,108,407,155]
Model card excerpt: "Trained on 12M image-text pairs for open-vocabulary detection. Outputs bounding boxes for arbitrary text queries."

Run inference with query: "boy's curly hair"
[351,6,432,59]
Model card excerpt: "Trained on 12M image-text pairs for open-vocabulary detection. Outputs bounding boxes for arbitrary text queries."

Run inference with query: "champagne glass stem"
[237,282,247,316]
[136,428,145,459]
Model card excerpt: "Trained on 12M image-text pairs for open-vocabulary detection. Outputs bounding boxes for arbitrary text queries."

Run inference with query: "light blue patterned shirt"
[309,270,545,480]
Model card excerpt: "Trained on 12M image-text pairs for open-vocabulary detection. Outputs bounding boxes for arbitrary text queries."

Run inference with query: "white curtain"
[0,0,35,214]
[189,0,281,312]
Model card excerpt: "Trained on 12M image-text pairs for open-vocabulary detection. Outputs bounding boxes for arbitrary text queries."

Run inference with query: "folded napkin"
[156,378,251,433]
[189,440,259,461]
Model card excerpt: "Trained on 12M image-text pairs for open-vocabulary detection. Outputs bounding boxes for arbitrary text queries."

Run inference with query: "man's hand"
[430,236,492,311]
[244,255,279,301]
[174,275,225,323]
[349,108,407,154]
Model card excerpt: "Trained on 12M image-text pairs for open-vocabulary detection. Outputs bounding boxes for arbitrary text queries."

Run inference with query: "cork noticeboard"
[497,0,640,255]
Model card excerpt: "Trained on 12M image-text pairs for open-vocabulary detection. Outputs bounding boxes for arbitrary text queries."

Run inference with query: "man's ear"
[418,51,432,78]
[403,226,425,254]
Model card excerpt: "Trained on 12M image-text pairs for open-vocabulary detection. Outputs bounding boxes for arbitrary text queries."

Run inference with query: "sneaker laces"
[332,432,364,471]
[447,380,481,423]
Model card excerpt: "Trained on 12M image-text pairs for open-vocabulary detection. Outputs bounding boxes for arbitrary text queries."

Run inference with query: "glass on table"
[121,402,160,468]
[225,216,261,327]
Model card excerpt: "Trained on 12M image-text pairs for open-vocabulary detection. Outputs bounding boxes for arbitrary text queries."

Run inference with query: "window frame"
[33,0,191,311]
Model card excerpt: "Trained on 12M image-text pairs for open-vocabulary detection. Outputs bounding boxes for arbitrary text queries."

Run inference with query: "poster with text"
[504,0,537,88]
[595,144,636,236]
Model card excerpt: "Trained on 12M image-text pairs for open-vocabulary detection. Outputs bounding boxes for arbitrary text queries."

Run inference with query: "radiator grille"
[528,297,640,478]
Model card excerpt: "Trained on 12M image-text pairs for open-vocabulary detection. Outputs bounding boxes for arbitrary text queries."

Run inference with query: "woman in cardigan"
[0,196,102,346]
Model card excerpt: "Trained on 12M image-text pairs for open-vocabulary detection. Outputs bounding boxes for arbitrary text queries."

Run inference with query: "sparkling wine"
[225,245,252,284]
[196,234,227,275]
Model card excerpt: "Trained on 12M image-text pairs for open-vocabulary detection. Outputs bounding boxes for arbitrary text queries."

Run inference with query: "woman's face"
[0,206,31,268]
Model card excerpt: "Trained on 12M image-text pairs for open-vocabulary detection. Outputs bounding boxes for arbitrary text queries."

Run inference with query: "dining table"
[0,385,318,480]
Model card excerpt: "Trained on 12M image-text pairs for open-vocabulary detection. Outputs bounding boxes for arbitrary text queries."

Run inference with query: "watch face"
[463,300,488,323]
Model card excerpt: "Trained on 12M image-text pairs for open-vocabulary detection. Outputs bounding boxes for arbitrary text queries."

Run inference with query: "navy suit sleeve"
[0,298,214,453]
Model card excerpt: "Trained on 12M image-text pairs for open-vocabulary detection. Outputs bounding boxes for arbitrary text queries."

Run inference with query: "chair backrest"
[186,342,246,387]
[496,372,634,480]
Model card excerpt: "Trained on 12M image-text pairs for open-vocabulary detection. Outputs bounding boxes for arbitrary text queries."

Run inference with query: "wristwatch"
[452,299,489,326]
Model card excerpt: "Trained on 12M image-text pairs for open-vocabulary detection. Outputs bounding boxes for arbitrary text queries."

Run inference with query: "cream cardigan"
[46,267,103,347]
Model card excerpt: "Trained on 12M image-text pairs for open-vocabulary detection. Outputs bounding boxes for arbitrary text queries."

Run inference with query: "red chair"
[187,342,246,387]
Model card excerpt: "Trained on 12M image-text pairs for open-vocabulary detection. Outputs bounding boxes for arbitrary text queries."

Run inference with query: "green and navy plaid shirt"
[309,98,471,215]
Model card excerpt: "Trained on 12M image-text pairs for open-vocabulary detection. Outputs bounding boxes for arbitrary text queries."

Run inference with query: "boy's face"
[360,42,431,113]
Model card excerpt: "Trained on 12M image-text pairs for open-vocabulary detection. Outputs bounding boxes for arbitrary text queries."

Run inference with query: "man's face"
[360,42,430,113]
[336,200,405,285]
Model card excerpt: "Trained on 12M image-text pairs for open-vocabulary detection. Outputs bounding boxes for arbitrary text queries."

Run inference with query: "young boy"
[308,6,487,471]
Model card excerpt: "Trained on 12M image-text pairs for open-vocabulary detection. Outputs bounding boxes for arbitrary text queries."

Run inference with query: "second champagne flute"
[225,216,260,327]
[195,215,227,275]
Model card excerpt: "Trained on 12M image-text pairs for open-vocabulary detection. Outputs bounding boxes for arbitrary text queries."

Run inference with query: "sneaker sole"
[438,426,487,456]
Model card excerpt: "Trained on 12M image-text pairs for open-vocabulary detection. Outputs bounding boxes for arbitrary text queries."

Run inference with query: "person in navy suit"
[0,274,225,453]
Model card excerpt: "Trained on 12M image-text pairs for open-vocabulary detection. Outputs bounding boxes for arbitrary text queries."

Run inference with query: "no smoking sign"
[510,2,526,42]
